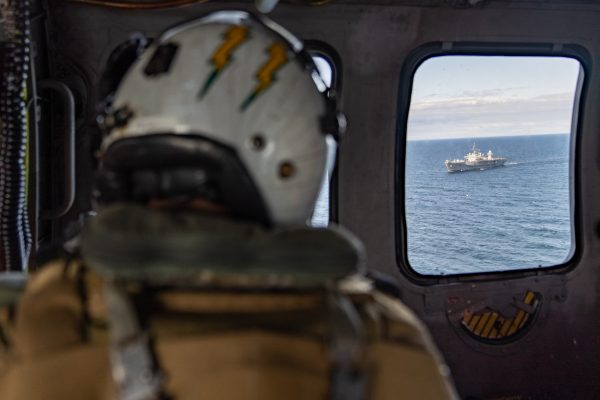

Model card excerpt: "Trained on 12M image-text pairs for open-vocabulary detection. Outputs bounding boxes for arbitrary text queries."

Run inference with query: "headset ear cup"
[93,36,152,172]
[94,169,129,205]
[97,34,151,112]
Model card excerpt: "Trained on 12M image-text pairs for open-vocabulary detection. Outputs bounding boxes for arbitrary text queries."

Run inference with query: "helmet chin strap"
[255,0,280,13]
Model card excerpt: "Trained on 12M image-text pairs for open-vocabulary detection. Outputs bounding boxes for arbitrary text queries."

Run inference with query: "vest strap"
[327,291,366,400]
[105,283,165,400]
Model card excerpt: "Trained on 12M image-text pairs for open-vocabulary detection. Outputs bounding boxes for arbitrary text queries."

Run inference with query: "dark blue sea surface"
[405,134,573,275]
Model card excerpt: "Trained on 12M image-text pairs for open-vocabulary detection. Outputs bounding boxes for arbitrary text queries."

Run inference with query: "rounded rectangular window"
[405,55,582,275]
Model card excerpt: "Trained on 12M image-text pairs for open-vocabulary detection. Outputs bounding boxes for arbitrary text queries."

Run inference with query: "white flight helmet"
[96,11,345,227]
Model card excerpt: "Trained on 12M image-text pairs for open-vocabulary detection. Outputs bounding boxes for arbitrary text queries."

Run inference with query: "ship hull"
[445,159,506,173]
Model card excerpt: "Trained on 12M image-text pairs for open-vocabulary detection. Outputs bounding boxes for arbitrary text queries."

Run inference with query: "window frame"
[305,40,343,226]
[395,42,591,284]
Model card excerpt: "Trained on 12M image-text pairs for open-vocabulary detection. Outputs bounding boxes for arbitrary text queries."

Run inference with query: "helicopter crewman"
[0,11,457,400]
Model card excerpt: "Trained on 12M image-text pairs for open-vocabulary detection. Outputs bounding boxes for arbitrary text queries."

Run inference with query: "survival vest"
[0,205,458,400]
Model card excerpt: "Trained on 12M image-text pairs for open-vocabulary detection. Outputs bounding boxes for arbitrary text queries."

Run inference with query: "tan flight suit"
[0,205,457,400]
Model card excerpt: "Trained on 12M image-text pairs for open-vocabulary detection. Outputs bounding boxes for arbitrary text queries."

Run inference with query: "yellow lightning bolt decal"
[240,42,289,111]
[199,26,249,99]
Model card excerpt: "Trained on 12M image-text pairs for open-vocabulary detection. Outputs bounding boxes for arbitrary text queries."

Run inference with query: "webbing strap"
[328,292,366,400]
[105,283,366,400]
[105,283,165,400]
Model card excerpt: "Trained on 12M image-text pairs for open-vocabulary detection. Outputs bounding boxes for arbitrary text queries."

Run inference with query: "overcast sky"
[407,56,581,141]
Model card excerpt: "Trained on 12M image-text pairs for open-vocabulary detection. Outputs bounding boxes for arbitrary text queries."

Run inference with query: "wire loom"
[66,0,208,9]
[0,0,32,271]
[65,0,332,9]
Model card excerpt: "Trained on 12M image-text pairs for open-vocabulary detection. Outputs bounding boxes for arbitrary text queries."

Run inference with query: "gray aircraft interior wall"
[47,1,600,398]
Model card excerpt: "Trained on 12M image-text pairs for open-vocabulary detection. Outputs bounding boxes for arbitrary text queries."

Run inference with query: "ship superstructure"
[445,144,507,172]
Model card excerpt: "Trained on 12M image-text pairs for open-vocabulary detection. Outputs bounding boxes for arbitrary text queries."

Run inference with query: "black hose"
[0,1,32,271]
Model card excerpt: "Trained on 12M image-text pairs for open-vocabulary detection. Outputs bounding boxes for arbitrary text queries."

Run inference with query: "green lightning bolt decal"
[240,42,289,111]
[199,26,249,99]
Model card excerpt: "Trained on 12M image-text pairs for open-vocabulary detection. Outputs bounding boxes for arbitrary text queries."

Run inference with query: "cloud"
[416,87,527,103]
[407,91,575,140]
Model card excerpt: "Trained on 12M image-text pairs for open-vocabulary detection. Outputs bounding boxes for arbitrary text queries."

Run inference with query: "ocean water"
[405,134,573,275]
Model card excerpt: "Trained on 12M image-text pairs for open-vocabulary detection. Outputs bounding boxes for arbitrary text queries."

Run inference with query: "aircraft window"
[311,54,335,227]
[404,55,582,275]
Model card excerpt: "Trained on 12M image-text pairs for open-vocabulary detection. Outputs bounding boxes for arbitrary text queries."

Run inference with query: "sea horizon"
[407,132,569,142]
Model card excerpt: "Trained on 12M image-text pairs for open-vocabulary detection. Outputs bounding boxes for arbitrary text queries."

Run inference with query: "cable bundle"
[0,1,32,271]
[66,0,206,9]
[65,0,332,9]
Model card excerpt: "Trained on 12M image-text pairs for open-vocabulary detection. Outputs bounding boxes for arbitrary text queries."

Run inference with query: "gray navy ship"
[445,144,507,172]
